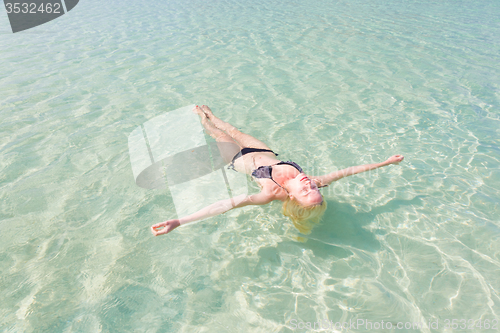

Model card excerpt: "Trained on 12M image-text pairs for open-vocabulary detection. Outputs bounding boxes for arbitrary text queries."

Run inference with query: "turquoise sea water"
[1,0,499,332]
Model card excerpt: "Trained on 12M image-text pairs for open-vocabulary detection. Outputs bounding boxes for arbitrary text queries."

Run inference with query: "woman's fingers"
[151,225,159,235]
[153,227,170,236]
[387,154,404,165]
[151,219,180,236]
[151,221,170,237]
[151,224,168,236]
[151,221,167,229]
[391,155,404,164]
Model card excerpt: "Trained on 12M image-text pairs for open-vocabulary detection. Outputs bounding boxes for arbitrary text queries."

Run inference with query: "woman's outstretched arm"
[151,192,273,236]
[314,154,404,187]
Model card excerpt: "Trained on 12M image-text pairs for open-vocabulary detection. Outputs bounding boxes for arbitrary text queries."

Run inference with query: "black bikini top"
[251,161,303,179]
[252,161,327,189]
[251,161,301,193]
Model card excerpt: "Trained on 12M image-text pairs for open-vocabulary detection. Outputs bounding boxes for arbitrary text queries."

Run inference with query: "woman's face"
[286,173,323,207]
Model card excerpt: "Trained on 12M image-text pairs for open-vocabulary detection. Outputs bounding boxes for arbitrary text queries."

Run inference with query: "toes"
[192,105,204,115]
[201,105,212,115]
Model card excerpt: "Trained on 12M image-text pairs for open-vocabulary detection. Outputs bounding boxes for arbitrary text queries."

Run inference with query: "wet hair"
[282,197,327,234]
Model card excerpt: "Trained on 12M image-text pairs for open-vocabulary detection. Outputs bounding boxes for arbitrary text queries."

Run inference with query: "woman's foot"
[201,105,215,119]
[192,105,207,118]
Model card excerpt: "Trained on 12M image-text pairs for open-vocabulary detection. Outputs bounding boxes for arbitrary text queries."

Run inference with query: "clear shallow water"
[1,0,499,331]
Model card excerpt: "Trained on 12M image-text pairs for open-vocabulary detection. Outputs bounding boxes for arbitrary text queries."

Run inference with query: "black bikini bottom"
[228,148,278,170]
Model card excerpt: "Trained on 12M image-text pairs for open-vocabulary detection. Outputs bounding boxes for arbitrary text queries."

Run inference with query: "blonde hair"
[282,197,327,234]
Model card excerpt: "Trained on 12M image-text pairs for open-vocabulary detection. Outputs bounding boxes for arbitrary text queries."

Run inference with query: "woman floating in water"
[151,105,404,236]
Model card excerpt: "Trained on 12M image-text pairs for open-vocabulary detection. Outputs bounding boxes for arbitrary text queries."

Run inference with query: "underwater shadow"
[300,196,425,258]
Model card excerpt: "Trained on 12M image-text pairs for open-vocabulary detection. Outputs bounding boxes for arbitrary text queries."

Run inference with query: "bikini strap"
[277,161,303,173]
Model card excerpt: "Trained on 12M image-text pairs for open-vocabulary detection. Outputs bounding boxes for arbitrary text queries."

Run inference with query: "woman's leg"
[193,106,240,164]
[200,105,271,150]
[194,106,234,143]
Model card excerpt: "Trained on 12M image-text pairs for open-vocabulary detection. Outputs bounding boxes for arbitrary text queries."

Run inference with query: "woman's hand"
[151,219,180,236]
[385,154,404,165]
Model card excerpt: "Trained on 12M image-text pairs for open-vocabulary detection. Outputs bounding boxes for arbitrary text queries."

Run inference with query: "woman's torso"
[232,150,300,201]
